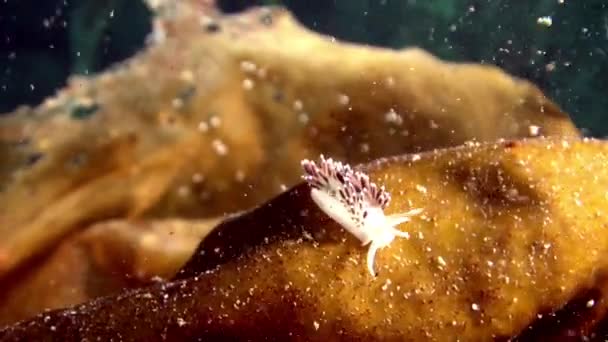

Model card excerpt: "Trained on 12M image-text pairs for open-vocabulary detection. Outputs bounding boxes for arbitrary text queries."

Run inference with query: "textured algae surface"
[0,4,582,324]
[3,137,608,341]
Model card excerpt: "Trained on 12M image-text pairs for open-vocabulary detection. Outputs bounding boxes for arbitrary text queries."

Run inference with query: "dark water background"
[0,0,606,136]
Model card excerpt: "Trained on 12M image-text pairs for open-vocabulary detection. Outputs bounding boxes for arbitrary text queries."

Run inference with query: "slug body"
[301,155,423,277]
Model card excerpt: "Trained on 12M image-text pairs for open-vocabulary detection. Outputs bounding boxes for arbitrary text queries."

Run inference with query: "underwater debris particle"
[212,139,228,156]
[537,16,553,27]
[198,121,209,132]
[381,278,392,291]
[235,170,246,182]
[242,78,254,90]
[586,299,595,308]
[209,115,221,128]
[172,98,184,109]
[471,303,480,311]
[256,68,267,79]
[298,113,309,124]
[415,184,428,194]
[385,76,395,87]
[528,125,541,136]
[192,173,204,183]
[313,321,320,330]
[384,108,403,125]
[177,186,191,198]
[43,96,61,109]
[436,256,447,268]
[179,70,194,83]
[293,100,303,111]
[338,94,350,106]
[360,143,370,153]
[240,61,257,73]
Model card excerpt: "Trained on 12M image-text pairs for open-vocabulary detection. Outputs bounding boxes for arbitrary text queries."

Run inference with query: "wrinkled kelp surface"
[3,137,608,341]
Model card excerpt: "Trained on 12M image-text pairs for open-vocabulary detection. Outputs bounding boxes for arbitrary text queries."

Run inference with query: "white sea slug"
[301,155,423,277]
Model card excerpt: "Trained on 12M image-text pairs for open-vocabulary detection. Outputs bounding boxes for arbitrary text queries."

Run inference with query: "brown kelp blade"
[3,137,608,341]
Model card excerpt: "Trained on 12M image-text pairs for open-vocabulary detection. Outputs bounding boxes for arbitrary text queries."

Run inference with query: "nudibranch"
[301,155,423,277]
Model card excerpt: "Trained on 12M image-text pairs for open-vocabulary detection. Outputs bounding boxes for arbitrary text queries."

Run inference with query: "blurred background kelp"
[0,0,607,135]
